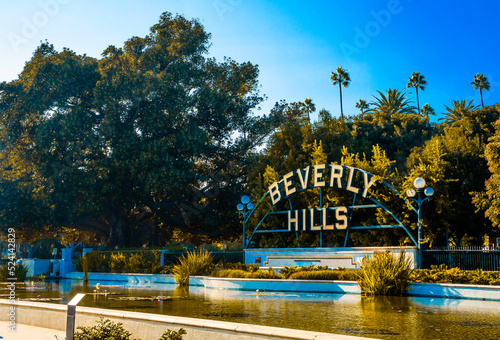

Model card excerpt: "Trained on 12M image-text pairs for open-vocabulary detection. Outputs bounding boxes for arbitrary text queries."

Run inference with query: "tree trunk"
[416,89,420,114]
[108,210,126,247]
[339,84,344,119]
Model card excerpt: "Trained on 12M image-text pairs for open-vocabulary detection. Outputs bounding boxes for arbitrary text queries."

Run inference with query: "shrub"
[74,317,137,340]
[172,250,213,285]
[124,253,145,273]
[289,269,358,281]
[278,265,329,279]
[212,268,282,279]
[109,253,126,273]
[410,265,500,285]
[357,250,412,296]
[74,317,186,340]
[144,250,164,274]
[212,269,249,278]
[214,261,259,273]
[0,262,29,282]
[76,251,109,272]
[247,268,282,279]
[159,328,186,340]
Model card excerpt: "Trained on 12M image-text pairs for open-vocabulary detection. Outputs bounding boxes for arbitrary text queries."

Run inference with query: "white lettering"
[335,207,349,230]
[269,182,282,205]
[313,164,326,187]
[283,171,296,197]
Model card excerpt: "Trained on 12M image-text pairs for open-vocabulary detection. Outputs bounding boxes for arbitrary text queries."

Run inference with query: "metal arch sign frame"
[241,164,418,249]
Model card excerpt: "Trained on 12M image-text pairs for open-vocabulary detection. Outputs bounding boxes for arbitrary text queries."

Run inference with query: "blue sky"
[1,0,499,121]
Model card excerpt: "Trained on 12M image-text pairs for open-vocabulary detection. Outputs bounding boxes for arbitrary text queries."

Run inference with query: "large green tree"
[473,105,500,228]
[0,13,283,246]
[408,105,500,246]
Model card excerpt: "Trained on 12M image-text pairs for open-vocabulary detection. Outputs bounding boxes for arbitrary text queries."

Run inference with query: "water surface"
[5,280,500,340]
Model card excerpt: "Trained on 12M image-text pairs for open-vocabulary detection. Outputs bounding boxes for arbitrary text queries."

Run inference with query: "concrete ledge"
[204,277,361,294]
[409,282,500,300]
[63,272,176,284]
[0,300,370,340]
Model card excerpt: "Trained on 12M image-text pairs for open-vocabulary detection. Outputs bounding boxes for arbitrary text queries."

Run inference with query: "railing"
[97,249,244,267]
[422,246,500,271]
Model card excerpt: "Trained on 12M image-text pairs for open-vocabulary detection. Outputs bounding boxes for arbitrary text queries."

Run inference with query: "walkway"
[0,321,65,340]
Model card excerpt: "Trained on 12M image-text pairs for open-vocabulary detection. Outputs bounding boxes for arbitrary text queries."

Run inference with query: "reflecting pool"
[5,280,500,340]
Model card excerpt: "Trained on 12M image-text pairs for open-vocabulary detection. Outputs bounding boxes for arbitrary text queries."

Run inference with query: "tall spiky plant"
[330,66,351,119]
[438,99,480,126]
[172,250,213,286]
[471,73,490,107]
[357,249,413,296]
[406,71,427,113]
[370,89,416,117]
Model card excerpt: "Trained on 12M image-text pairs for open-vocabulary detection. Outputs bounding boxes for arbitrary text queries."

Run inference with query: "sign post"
[66,293,86,340]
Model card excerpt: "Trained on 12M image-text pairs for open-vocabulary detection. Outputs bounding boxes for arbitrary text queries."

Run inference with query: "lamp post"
[237,195,254,250]
[406,177,434,268]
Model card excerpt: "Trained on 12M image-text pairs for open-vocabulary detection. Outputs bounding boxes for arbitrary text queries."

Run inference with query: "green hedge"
[73,250,167,274]
[212,268,282,279]
[411,265,500,285]
[288,269,358,281]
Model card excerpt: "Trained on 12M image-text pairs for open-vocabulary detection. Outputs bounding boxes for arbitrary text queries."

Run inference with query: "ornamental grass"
[357,249,412,296]
[172,250,213,285]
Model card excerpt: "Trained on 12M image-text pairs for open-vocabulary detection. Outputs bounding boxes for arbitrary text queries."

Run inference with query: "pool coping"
[0,299,372,340]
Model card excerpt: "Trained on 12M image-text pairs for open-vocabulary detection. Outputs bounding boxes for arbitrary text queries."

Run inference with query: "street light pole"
[406,178,434,269]
[237,195,254,250]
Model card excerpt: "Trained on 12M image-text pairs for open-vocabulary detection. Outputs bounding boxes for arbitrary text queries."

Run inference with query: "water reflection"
[4,280,500,340]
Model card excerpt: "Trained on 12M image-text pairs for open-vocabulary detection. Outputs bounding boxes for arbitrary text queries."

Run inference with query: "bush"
[357,250,412,296]
[159,329,186,340]
[410,265,500,285]
[74,251,109,272]
[73,250,166,274]
[0,263,29,282]
[214,261,259,273]
[74,317,137,340]
[212,268,282,279]
[172,250,213,285]
[74,317,186,340]
[124,253,145,273]
[278,265,329,279]
[109,253,126,273]
[289,269,358,281]
[143,250,164,274]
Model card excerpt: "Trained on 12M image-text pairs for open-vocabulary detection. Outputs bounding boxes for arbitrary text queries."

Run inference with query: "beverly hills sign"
[267,164,377,232]
[242,162,419,269]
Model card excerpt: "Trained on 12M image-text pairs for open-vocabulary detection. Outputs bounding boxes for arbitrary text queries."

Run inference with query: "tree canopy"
[1,12,499,250]
[0,12,284,247]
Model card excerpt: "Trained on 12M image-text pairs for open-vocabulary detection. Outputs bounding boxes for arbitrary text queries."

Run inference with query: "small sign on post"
[66,293,86,340]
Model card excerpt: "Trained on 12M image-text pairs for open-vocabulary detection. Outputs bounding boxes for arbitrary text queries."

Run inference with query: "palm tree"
[370,89,415,116]
[406,71,427,113]
[438,99,480,126]
[471,73,490,107]
[420,103,435,120]
[330,66,350,119]
[299,98,316,121]
[355,99,369,114]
